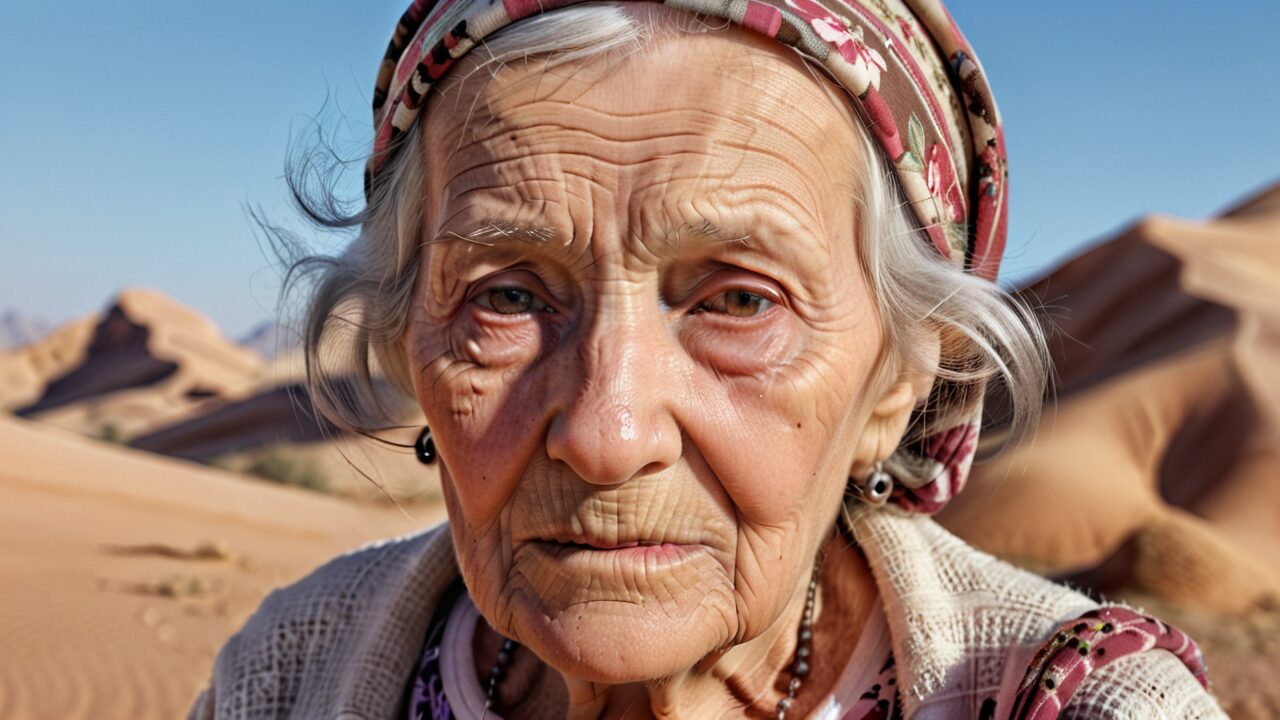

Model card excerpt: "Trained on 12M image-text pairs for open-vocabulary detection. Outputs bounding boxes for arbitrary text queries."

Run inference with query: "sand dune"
[939,183,1280,606]
[12,289,267,440]
[936,183,1280,718]
[127,375,440,501]
[130,381,336,461]
[3,287,437,502]
[0,414,443,720]
[0,315,100,413]
[0,311,52,352]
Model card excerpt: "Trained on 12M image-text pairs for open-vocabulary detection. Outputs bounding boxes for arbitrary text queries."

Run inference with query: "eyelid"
[693,273,787,309]
[697,290,779,319]
[468,270,559,314]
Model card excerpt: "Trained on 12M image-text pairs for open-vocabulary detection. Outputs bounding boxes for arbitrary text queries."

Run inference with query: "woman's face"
[405,28,894,682]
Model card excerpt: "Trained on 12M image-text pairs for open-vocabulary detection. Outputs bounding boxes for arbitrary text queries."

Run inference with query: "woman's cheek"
[433,308,561,432]
[428,312,563,526]
[677,310,801,376]
[452,310,549,368]
[678,317,846,524]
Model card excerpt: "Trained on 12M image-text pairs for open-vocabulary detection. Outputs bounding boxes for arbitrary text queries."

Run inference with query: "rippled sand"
[0,414,442,720]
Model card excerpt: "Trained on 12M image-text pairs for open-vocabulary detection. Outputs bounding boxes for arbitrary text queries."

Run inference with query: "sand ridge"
[0,414,443,720]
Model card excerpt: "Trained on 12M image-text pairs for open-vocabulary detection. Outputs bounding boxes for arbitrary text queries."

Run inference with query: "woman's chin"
[522,610,728,684]
[506,587,735,684]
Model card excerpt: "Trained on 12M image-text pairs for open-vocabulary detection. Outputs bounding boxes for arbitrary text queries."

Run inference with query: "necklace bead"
[485,639,518,710]
[777,563,822,720]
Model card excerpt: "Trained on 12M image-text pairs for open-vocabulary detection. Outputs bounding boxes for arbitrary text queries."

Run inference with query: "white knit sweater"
[188,503,1227,719]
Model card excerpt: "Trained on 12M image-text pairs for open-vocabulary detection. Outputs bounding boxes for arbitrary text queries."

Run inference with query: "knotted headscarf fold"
[367,0,1009,514]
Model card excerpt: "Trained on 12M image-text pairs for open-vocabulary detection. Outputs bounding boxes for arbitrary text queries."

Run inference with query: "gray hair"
[278,3,1049,462]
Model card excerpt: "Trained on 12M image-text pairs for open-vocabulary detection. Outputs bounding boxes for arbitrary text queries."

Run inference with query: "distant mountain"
[0,310,51,351]
[238,319,302,360]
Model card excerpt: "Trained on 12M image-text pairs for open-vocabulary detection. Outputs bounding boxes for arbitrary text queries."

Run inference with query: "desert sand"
[3,288,437,504]
[0,414,443,720]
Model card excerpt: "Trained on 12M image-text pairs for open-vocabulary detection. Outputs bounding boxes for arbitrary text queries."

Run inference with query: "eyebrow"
[660,217,755,251]
[439,219,558,247]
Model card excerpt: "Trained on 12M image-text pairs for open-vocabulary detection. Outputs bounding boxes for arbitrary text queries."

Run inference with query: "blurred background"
[1,2,1277,718]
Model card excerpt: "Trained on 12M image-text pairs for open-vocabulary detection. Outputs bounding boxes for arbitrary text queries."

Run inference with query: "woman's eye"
[475,287,554,315]
[693,290,775,318]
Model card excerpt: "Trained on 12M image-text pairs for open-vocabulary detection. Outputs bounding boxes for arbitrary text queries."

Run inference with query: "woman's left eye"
[474,287,555,315]
[692,290,775,318]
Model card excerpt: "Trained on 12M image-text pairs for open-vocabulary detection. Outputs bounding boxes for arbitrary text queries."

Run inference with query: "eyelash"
[473,286,556,316]
[690,289,777,318]
[470,282,781,319]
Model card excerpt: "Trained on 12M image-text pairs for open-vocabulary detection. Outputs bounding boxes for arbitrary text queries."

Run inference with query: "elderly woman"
[191,1,1226,718]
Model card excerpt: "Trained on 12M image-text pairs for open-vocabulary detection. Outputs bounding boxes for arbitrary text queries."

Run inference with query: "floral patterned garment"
[404,581,903,720]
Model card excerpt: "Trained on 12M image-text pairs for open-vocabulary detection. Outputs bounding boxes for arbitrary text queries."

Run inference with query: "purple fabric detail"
[408,645,452,720]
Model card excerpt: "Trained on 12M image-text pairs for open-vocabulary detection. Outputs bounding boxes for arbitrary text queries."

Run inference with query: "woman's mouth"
[532,537,698,565]
[556,538,659,550]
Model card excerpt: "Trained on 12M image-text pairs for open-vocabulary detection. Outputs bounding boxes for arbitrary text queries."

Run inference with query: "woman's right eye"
[474,287,555,315]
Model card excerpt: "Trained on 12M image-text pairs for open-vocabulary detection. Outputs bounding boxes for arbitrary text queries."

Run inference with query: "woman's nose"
[545,314,682,486]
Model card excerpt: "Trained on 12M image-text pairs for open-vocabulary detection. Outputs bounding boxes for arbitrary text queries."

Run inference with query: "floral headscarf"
[367,0,1009,514]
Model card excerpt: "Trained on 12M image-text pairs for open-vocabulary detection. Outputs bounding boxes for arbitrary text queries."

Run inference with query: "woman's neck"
[473,529,879,719]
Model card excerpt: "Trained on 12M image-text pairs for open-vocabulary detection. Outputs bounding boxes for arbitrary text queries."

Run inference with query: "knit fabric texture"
[188,501,1226,719]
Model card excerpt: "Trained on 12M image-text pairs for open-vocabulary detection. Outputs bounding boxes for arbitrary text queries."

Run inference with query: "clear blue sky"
[2,2,1277,339]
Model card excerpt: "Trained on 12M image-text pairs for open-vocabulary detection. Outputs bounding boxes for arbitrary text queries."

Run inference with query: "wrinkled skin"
[403,11,929,719]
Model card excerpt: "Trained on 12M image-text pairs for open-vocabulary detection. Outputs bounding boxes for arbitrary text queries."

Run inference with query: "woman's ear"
[849,330,940,476]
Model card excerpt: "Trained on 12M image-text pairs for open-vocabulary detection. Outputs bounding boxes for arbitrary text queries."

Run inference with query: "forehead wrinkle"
[710,211,833,274]
[441,132,734,187]
[629,191,838,290]
[440,123,703,200]
[435,112,855,265]
[428,160,581,244]
[708,137,836,221]
[464,99,752,145]
[631,170,833,263]
[419,29,861,277]
[439,176,571,214]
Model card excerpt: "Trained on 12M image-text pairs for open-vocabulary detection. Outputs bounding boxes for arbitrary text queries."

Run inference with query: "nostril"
[639,461,666,476]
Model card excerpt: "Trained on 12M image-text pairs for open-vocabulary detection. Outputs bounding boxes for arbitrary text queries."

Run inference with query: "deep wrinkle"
[403,18,927,720]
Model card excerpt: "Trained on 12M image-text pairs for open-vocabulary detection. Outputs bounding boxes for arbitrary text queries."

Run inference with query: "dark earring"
[414,426,437,465]
[853,461,893,506]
